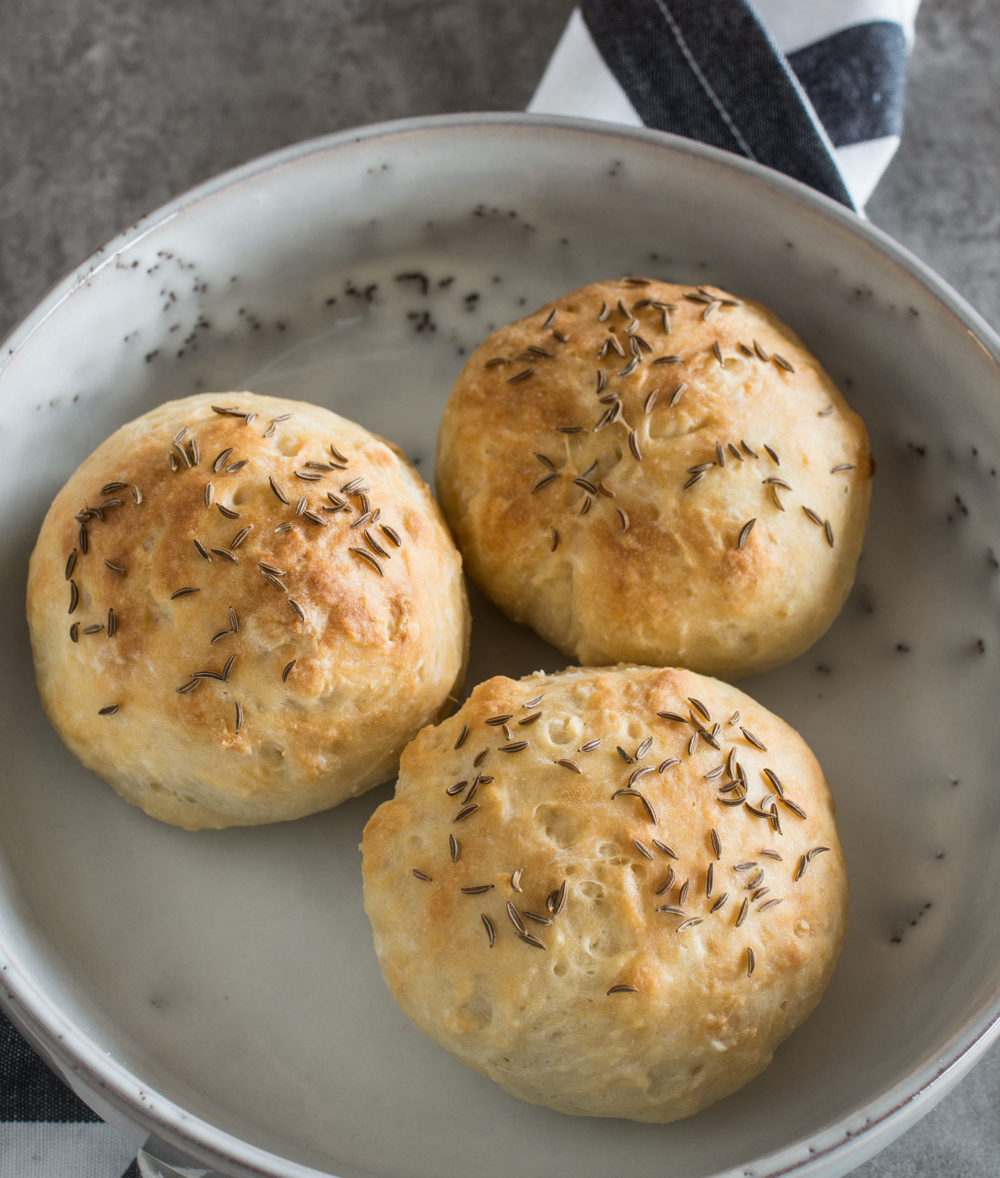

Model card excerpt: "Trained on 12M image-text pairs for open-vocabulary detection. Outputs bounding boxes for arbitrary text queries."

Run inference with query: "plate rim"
[2,110,1000,1178]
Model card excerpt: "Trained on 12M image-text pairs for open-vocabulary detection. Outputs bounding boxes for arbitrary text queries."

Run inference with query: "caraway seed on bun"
[27,392,469,829]
[362,664,847,1122]
[436,279,872,678]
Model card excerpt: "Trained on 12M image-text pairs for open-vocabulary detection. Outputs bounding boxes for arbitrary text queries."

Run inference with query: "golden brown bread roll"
[362,664,848,1122]
[436,279,872,678]
[27,392,469,829]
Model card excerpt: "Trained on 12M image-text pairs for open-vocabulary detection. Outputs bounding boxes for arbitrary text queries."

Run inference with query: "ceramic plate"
[2,115,1000,1178]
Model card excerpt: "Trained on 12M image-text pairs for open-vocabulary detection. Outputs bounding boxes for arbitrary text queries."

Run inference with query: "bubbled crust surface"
[27,392,469,830]
[362,665,847,1122]
[436,280,872,678]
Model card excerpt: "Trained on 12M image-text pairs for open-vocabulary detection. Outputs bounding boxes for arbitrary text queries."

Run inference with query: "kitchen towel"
[0,1009,138,1177]
[529,0,921,211]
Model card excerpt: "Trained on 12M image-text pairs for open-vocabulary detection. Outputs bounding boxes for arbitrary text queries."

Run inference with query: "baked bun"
[362,665,847,1122]
[436,279,872,678]
[27,392,469,829]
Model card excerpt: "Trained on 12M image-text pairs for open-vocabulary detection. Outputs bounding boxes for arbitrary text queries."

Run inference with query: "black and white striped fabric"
[529,0,921,211]
[1,3,920,1174]
[0,1009,138,1177]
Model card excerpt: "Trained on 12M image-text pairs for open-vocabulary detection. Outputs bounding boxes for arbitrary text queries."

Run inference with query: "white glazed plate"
[2,115,1000,1178]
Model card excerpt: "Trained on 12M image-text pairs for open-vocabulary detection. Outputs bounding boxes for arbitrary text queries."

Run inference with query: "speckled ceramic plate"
[2,114,1000,1178]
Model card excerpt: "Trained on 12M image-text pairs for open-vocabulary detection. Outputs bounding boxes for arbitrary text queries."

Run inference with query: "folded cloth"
[528,0,921,211]
[0,1008,137,1177]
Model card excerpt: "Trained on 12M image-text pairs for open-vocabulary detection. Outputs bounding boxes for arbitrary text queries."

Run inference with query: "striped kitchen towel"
[529,0,921,211]
[0,1009,139,1178]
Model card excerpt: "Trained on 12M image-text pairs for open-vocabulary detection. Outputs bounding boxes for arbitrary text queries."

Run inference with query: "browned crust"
[436,280,872,677]
[27,392,469,828]
[363,664,848,1121]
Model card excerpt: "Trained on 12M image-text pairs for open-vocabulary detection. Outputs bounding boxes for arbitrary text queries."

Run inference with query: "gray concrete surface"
[1,1,998,1174]
[868,0,1000,327]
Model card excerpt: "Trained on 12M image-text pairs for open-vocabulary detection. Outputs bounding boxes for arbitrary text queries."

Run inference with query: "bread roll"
[436,279,872,678]
[27,392,469,829]
[362,664,847,1122]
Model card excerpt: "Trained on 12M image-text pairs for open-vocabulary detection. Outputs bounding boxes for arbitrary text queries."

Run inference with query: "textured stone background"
[1,1,999,1174]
